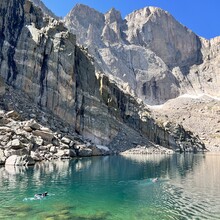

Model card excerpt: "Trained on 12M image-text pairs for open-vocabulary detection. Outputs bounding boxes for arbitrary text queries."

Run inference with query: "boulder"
[11,139,22,149]
[50,146,57,153]
[60,143,69,150]
[32,130,54,142]
[30,151,42,161]
[0,117,10,125]
[78,146,92,157]
[0,126,12,132]
[38,145,48,151]
[55,150,70,159]
[29,122,41,130]
[61,136,71,145]
[23,126,32,132]
[5,110,21,120]
[33,136,44,146]
[40,127,51,132]
[69,140,75,148]
[6,139,25,150]
[69,149,77,157]
[5,155,35,166]
[52,137,59,146]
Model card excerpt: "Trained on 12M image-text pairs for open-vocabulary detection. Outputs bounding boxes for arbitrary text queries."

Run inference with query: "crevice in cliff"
[0,5,6,63]
[39,52,48,97]
[74,46,84,134]
[6,0,25,82]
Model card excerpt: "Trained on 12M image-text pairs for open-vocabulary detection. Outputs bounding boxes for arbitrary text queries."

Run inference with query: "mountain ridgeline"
[65,4,220,105]
[0,0,207,155]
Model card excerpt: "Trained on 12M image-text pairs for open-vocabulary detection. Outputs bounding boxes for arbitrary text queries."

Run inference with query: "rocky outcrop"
[150,95,220,151]
[125,7,202,68]
[0,0,205,160]
[31,0,58,19]
[0,0,77,124]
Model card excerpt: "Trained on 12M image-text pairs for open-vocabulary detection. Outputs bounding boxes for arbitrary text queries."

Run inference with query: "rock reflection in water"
[0,154,220,220]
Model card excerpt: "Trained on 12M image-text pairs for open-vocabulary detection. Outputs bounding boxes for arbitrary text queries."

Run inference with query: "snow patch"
[26,24,41,44]
[178,93,220,101]
[149,93,220,109]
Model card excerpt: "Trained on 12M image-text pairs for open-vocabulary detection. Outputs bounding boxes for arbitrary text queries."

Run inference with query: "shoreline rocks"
[0,107,112,166]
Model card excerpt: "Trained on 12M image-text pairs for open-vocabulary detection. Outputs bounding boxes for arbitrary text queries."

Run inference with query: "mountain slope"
[31,0,58,19]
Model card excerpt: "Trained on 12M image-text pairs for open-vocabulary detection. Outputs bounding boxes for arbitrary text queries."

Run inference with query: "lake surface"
[0,153,220,220]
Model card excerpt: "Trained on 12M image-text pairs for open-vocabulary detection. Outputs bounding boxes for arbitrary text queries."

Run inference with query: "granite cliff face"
[64,4,220,150]
[64,4,219,105]
[0,0,204,156]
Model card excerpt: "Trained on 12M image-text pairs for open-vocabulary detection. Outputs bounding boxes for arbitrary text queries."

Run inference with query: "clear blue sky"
[41,0,220,39]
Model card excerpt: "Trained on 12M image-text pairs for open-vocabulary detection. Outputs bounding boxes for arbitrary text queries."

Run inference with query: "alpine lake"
[0,153,220,220]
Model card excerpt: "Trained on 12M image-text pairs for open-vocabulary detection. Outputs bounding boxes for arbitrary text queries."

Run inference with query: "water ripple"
[159,182,220,220]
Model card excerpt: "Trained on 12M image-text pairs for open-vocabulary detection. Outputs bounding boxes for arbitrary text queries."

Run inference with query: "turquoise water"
[0,153,220,220]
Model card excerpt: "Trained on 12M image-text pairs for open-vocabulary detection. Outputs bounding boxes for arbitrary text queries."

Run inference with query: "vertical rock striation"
[0,0,76,124]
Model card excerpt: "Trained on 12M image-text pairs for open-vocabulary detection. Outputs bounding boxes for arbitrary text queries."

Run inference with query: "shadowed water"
[0,153,220,219]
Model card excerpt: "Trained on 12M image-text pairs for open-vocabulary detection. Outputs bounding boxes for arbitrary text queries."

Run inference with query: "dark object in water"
[152,178,158,183]
[34,192,48,199]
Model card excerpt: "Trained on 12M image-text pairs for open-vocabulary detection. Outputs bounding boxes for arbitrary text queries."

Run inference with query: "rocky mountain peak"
[64,3,105,46]
[125,6,202,69]
[105,8,123,24]
[67,3,104,25]
[30,2,220,109]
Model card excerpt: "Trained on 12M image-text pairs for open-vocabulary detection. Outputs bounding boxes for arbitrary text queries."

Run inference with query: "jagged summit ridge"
[64,5,202,104]
[126,5,202,68]
[105,8,123,24]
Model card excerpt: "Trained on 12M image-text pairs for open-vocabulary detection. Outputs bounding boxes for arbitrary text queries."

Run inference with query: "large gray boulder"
[78,145,93,157]
[32,130,54,142]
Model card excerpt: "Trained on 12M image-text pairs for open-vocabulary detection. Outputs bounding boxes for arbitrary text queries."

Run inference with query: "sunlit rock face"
[64,5,184,105]
[0,0,205,152]
[65,4,220,104]
[0,0,77,124]
[30,0,58,19]
[125,7,202,69]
